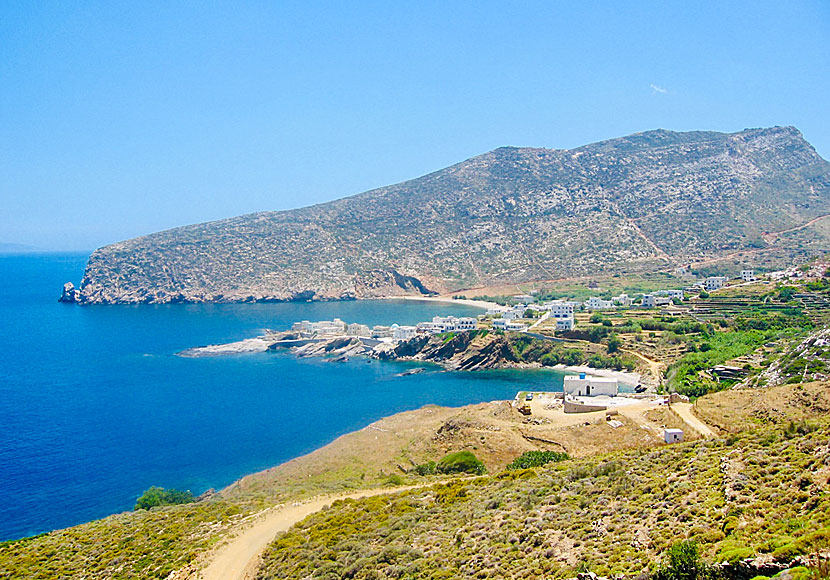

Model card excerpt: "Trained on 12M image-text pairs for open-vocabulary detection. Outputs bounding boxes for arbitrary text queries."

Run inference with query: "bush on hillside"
[135,486,196,510]
[506,450,569,470]
[653,540,717,580]
[436,451,486,475]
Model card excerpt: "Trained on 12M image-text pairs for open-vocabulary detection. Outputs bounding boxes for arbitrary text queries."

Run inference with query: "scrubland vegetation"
[255,416,830,580]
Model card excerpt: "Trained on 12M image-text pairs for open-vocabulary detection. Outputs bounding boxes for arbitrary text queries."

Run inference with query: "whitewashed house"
[392,325,418,341]
[741,270,756,282]
[586,297,613,310]
[664,429,684,444]
[563,373,618,397]
[655,289,685,300]
[642,294,672,308]
[544,300,575,330]
[703,277,727,291]
[416,322,441,334]
[493,319,527,331]
[371,325,394,339]
[612,293,633,307]
[455,317,478,331]
[502,309,524,321]
[347,323,371,337]
[555,317,575,331]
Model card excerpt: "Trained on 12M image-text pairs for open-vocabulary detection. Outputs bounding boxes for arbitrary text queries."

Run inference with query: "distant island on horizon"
[64,126,830,305]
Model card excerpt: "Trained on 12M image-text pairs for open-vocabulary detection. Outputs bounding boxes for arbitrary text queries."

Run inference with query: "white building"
[486,307,506,316]
[563,373,618,397]
[455,317,477,331]
[656,289,685,300]
[392,324,418,341]
[703,276,727,291]
[741,270,756,282]
[612,293,632,307]
[642,294,672,308]
[347,323,371,337]
[292,319,346,335]
[501,309,524,321]
[493,319,527,332]
[664,429,684,444]
[372,325,394,339]
[543,300,575,330]
[416,322,441,334]
[585,297,613,310]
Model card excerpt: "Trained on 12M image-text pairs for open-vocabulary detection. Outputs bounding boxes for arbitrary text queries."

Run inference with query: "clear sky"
[1,1,828,251]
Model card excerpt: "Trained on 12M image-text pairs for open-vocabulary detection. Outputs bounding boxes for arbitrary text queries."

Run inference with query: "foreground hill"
[77,125,830,304]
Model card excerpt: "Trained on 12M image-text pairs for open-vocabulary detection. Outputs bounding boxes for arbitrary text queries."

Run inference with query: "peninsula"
[65,126,830,305]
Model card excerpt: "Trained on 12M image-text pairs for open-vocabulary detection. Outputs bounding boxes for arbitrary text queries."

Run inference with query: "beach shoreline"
[380,294,503,311]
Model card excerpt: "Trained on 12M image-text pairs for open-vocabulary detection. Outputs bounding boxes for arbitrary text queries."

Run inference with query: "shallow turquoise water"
[0,253,567,540]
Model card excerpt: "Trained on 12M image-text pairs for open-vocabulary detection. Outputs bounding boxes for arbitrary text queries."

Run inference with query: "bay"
[0,253,566,541]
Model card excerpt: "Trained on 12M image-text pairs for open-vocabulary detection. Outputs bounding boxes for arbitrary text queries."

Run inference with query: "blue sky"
[1,1,828,251]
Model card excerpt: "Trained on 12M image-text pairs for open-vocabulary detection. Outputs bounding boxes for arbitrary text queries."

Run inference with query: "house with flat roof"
[563,373,618,397]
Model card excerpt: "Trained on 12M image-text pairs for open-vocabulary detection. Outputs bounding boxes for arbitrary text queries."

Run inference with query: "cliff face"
[78,126,830,304]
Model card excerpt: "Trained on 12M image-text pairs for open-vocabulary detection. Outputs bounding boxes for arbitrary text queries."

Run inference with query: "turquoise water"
[0,253,566,541]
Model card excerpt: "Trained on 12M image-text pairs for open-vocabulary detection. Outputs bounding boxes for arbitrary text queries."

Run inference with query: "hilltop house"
[563,373,618,397]
[642,294,672,308]
[548,301,575,331]
[703,276,727,291]
[493,319,528,331]
[741,270,756,282]
[586,297,613,310]
[658,289,685,300]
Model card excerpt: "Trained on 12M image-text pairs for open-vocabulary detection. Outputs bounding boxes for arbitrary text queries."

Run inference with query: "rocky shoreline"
[177,330,641,386]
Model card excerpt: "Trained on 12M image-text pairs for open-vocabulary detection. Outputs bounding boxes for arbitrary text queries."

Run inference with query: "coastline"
[380,295,503,311]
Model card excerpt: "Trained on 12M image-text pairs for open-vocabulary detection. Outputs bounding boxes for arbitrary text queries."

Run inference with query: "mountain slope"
[78,126,830,304]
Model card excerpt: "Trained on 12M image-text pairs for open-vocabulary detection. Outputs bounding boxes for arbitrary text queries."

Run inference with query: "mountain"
[77,126,830,304]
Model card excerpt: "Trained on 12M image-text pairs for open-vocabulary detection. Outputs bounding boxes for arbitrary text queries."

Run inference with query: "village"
[280,269,779,444]
[290,268,762,343]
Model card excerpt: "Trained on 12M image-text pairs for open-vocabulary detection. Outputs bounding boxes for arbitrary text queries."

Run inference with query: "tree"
[653,540,716,580]
[134,486,195,510]
[607,334,622,354]
[436,451,486,475]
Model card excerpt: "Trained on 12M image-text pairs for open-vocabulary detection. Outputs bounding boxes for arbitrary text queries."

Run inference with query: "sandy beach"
[382,295,505,311]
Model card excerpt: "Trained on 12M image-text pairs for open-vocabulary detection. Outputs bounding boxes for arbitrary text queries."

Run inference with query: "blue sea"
[0,253,568,541]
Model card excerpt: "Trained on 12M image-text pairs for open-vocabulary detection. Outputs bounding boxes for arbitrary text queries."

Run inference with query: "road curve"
[672,402,717,438]
[199,485,424,580]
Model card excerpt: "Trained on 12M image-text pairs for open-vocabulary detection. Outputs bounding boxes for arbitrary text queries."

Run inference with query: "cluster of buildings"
[292,315,478,342]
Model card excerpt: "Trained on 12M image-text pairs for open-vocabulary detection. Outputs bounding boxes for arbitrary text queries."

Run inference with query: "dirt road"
[199,485,422,580]
[672,402,717,437]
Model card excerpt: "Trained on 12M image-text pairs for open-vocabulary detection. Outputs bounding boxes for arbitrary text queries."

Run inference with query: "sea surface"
[0,253,569,541]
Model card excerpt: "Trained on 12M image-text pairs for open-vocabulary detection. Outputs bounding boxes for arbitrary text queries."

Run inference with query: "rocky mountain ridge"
[75,126,830,304]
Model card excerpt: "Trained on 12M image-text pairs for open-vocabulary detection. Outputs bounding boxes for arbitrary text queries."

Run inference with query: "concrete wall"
[564,398,608,414]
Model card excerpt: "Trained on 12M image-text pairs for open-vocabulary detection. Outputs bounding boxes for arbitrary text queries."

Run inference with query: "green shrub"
[653,540,716,580]
[435,451,486,475]
[506,450,569,470]
[134,486,196,510]
[413,461,436,476]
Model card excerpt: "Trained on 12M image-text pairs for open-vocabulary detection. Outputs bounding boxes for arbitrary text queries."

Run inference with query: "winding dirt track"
[199,485,425,580]
[672,402,717,438]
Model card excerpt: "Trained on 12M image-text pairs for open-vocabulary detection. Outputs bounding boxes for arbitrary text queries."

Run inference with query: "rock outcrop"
[75,126,830,304]
[58,282,80,303]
